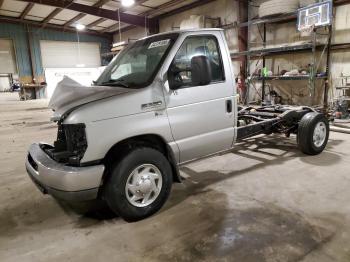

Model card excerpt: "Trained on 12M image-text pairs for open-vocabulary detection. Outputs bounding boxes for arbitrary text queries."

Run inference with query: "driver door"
[164,34,235,163]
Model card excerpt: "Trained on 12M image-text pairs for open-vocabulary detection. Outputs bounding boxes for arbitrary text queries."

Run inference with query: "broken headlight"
[46,123,87,166]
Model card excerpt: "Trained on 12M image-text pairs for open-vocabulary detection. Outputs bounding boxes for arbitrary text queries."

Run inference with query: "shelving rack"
[335,74,350,101]
[231,3,333,108]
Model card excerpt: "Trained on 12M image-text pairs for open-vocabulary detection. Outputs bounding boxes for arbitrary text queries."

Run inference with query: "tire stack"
[259,0,299,18]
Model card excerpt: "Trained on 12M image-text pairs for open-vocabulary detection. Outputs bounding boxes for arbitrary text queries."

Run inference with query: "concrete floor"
[1,92,350,262]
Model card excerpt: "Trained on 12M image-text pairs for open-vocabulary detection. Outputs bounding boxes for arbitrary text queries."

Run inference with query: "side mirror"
[191,55,212,86]
[167,66,183,90]
[167,55,212,90]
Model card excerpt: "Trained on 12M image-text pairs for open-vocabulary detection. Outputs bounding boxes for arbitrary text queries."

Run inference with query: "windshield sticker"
[148,39,170,49]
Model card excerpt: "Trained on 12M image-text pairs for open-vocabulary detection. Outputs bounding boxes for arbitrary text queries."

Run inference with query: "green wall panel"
[0,22,112,80]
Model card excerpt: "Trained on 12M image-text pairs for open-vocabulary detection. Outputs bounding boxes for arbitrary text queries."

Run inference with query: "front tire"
[104,147,173,222]
[297,112,329,155]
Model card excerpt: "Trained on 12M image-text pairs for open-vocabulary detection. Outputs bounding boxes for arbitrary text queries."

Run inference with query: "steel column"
[238,0,248,104]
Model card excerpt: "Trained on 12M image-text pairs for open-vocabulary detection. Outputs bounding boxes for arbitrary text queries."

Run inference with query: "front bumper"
[25,143,105,202]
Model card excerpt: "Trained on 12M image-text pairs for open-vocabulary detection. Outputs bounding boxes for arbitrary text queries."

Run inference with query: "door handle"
[226,100,232,113]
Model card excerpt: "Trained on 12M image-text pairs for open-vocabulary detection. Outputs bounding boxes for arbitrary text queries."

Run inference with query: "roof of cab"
[140,28,224,40]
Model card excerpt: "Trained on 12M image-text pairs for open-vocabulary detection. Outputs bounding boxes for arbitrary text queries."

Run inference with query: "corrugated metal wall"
[0,22,112,83]
[0,23,32,79]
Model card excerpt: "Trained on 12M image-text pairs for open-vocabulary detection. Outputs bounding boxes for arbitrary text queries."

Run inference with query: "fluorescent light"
[121,0,135,7]
[112,41,126,47]
[75,24,85,31]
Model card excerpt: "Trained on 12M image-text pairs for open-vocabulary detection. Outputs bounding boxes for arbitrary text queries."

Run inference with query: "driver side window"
[169,35,225,88]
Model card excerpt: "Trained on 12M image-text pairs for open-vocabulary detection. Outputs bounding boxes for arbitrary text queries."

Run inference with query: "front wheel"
[297,112,329,155]
[103,147,173,222]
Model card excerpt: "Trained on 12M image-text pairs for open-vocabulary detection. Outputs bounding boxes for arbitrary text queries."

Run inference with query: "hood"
[48,77,136,117]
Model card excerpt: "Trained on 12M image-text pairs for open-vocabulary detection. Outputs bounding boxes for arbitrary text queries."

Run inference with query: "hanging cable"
[118,8,122,43]
[145,16,147,37]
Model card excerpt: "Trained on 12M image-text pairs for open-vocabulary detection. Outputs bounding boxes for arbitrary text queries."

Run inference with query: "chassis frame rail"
[236,105,317,141]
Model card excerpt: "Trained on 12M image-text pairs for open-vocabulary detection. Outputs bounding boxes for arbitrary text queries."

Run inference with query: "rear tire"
[297,112,329,155]
[103,147,173,222]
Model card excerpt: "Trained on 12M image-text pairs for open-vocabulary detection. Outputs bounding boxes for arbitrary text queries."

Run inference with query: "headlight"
[47,123,87,166]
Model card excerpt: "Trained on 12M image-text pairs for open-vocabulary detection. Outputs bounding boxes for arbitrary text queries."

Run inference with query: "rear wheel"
[297,112,329,155]
[103,147,173,222]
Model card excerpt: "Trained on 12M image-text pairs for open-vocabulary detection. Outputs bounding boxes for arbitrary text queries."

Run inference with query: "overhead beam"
[41,7,62,26]
[102,0,157,33]
[0,15,113,40]
[100,23,119,33]
[87,18,107,29]
[156,0,217,19]
[135,0,157,10]
[64,13,86,27]
[94,0,112,8]
[335,0,350,6]
[64,0,111,27]
[143,0,190,17]
[111,0,185,34]
[113,0,212,34]
[20,3,35,20]
[17,0,157,28]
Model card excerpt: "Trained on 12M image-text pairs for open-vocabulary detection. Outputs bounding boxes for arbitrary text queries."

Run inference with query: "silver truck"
[26,29,329,221]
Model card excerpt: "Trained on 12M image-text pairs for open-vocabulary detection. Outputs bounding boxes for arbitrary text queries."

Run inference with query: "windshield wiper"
[100,79,130,88]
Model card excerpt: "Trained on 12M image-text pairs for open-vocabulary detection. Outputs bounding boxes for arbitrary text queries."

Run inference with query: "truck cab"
[26,29,329,222]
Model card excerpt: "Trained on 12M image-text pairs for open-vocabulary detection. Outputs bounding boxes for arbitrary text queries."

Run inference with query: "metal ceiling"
[0,0,203,36]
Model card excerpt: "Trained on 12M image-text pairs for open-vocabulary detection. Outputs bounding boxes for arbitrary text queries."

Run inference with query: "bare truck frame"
[237,105,329,155]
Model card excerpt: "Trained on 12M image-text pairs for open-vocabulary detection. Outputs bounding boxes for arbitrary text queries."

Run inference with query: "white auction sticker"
[148,39,170,49]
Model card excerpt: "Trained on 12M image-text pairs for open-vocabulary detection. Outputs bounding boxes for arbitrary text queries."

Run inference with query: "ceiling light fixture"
[121,0,135,7]
[75,24,86,31]
[112,41,126,47]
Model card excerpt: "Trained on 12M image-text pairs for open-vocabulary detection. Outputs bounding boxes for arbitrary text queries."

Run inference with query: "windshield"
[96,33,179,88]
